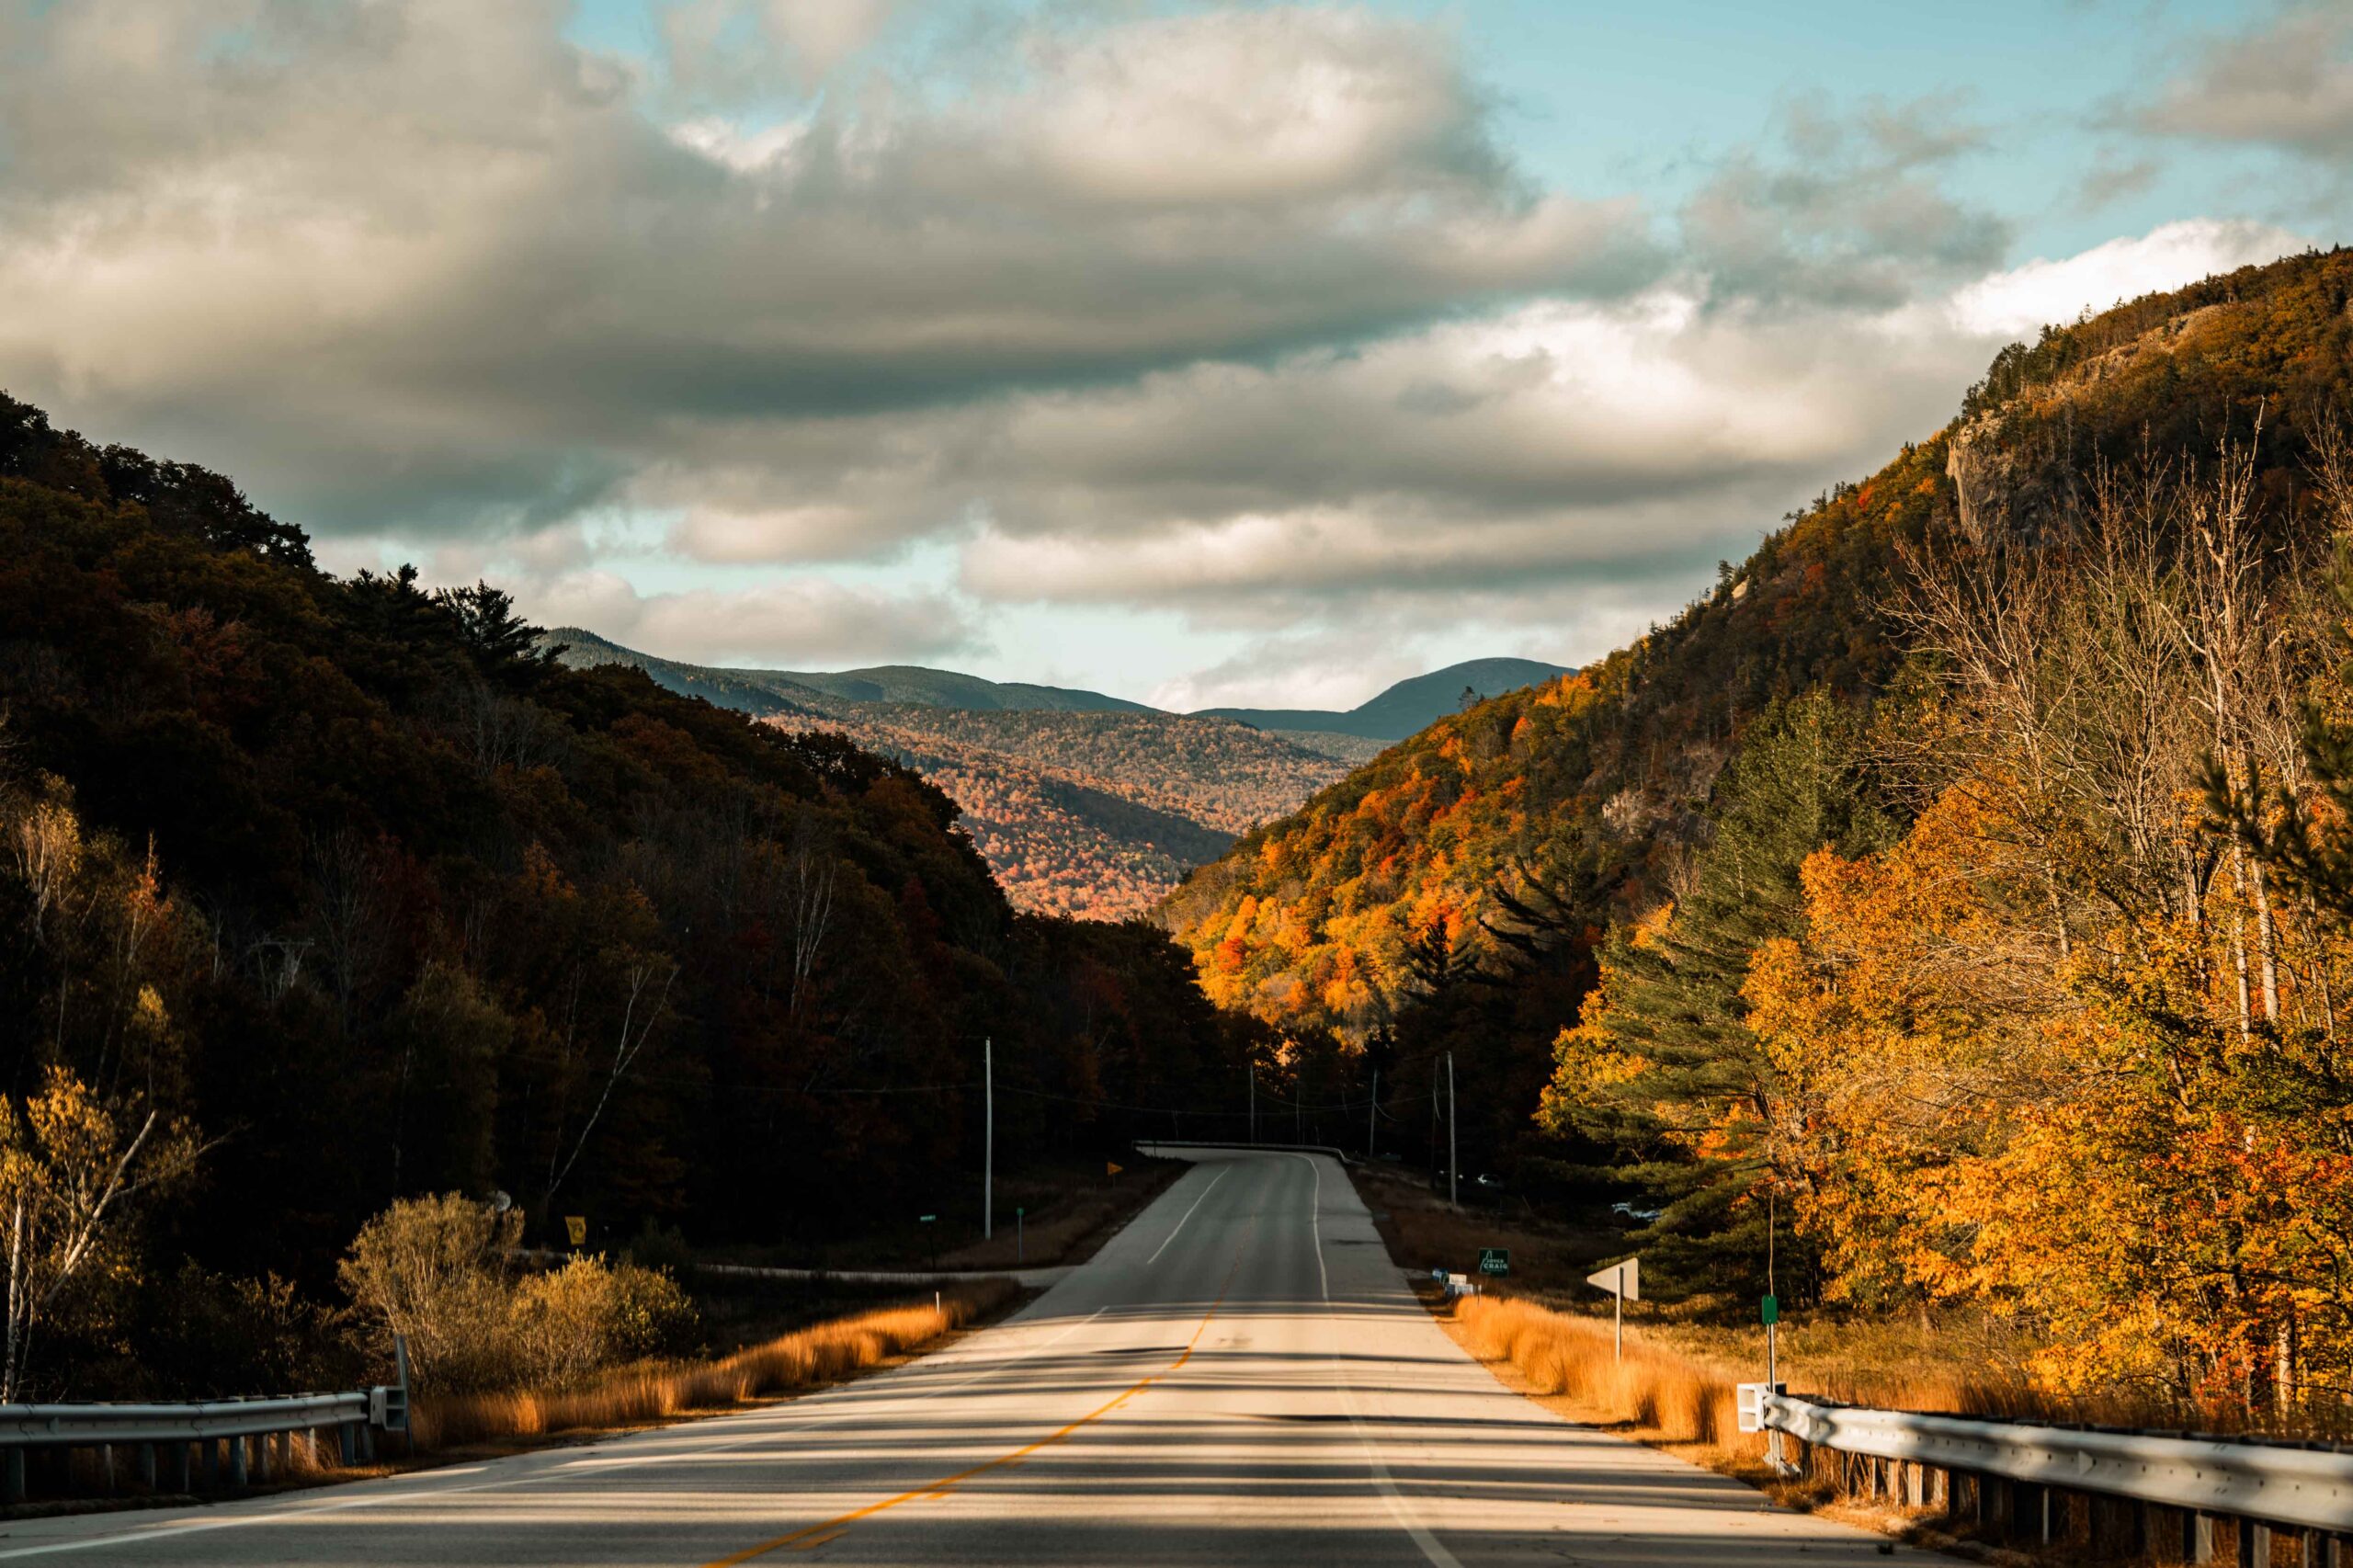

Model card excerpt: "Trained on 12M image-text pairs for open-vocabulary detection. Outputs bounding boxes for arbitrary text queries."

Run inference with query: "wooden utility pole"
[983,1037,993,1241]
[1447,1051,1458,1211]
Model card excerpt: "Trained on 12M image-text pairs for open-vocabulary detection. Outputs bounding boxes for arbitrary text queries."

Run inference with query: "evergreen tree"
[1541,687,1894,1299]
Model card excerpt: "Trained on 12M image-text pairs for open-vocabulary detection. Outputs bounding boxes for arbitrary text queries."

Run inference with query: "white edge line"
[1286,1151,1463,1568]
[1143,1166,1229,1265]
[0,1307,1113,1561]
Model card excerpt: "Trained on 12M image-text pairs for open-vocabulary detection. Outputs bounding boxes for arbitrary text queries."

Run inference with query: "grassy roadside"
[1350,1162,2342,1564]
[414,1277,1022,1449]
[0,1279,1033,1520]
[1432,1293,2040,1562]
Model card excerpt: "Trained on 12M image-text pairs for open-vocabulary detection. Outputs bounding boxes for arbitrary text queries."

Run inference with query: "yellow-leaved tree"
[0,1066,200,1400]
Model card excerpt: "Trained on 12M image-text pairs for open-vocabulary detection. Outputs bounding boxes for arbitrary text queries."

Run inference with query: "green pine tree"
[1542,687,1895,1300]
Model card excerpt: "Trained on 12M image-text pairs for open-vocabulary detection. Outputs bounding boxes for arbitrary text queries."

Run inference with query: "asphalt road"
[0,1151,1928,1565]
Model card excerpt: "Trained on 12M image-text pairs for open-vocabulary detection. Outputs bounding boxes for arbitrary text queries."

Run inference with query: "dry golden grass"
[1449,1294,1759,1462]
[413,1278,1017,1449]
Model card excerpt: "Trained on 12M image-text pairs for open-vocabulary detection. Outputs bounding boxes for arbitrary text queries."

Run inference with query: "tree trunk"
[2249,855,2279,1023]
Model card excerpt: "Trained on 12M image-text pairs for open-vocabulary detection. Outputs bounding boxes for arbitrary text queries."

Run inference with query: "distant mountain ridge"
[545,629,1350,918]
[547,632,1571,917]
[1200,657,1569,740]
[548,630,1148,716]
[551,630,1565,742]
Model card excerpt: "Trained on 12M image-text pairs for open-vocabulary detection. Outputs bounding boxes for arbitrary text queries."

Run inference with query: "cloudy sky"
[0,1,2345,709]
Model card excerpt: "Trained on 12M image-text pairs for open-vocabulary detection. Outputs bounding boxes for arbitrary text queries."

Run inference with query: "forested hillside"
[0,395,1290,1397]
[1167,246,2353,1411]
[554,631,1351,919]
[762,707,1345,917]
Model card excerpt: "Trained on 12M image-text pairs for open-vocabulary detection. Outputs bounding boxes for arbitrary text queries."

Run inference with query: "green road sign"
[1760,1293,1779,1325]
[1477,1247,1510,1277]
[919,1214,938,1223]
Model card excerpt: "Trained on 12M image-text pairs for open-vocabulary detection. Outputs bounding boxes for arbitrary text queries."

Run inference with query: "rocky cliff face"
[1946,302,2245,548]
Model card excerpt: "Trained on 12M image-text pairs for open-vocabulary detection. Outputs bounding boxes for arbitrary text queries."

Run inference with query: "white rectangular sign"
[1586,1257,1639,1301]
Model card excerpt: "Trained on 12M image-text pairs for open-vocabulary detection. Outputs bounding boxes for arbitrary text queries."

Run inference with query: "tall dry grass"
[413,1278,1016,1449]
[1450,1295,1753,1458]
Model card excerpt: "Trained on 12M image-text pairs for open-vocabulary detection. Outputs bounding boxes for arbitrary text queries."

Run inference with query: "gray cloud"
[518,571,982,668]
[1682,93,2011,309]
[664,0,904,96]
[2135,6,2353,165]
[0,0,1651,540]
[0,3,2314,687]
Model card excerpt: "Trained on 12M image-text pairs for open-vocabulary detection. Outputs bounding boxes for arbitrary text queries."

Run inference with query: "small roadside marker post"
[1017,1207,1025,1264]
[1586,1257,1641,1361]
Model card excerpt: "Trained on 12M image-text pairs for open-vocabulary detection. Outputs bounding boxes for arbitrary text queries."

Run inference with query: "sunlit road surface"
[0,1152,1927,1566]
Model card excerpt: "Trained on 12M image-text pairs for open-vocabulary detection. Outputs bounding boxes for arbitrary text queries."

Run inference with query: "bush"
[338,1194,522,1395]
[510,1257,699,1388]
[341,1194,701,1395]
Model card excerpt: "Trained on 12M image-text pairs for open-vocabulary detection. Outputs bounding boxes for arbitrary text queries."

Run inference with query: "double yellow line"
[704,1273,1234,1564]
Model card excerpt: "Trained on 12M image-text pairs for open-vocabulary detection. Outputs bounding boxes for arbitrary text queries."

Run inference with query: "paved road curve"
[0,1152,1929,1565]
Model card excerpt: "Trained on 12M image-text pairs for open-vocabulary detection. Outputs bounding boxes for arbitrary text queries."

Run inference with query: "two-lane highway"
[0,1152,1927,1565]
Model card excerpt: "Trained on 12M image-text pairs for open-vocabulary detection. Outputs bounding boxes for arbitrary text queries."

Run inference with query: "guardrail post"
[252,1429,272,1485]
[2252,1522,2273,1565]
[165,1441,189,1494]
[2185,1510,2215,1564]
[4,1448,22,1506]
[336,1422,356,1467]
[227,1434,247,1489]
[134,1442,155,1492]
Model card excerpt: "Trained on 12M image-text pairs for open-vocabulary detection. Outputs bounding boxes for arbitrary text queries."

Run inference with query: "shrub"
[510,1257,699,1388]
[341,1194,705,1397]
[338,1194,521,1395]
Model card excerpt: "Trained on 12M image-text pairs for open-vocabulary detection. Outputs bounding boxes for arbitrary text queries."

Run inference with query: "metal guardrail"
[1760,1389,2353,1555]
[0,1392,368,1447]
[0,1337,411,1506]
[1133,1140,1354,1164]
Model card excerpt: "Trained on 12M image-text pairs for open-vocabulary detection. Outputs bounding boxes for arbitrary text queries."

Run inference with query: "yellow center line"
[703,1265,1238,1566]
